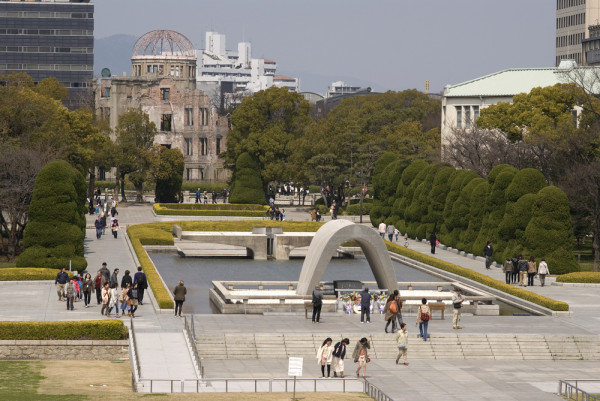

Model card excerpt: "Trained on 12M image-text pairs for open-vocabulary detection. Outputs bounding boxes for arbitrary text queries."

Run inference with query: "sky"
[94,0,556,95]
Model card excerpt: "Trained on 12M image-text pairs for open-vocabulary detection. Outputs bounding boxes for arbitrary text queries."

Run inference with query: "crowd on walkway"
[54,263,148,318]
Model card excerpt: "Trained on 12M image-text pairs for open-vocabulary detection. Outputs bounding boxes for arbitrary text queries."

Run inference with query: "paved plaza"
[1,203,599,400]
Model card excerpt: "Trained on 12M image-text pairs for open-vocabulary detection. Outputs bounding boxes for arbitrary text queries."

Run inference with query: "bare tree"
[0,144,55,260]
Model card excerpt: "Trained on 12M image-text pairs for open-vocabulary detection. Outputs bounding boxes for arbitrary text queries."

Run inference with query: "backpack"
[420,306,430,322]
[389,302,398,313]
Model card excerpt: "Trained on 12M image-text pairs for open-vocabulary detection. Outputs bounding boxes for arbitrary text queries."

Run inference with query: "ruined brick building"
[95,29,229,182]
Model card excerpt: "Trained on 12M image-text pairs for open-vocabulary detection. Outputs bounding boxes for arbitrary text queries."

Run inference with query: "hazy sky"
[94,0,555,94]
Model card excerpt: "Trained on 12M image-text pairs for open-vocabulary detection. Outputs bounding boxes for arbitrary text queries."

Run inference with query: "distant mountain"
[94,34,137,76]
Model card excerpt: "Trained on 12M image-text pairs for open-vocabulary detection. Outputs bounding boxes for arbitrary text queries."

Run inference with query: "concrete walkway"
[4,203,600,400]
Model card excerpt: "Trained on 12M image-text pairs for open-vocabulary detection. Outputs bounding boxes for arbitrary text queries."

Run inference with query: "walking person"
[107,283,118,317]
[483,241,493,269]
[332,338,350,378]
[527,256,537,287]
[82,273,94,308]
[452,288,465,330]
[110,268,120,289]
[133,266,148,305]
[394,290,404,327]
[538,258,550,287]
[359,287,371,323]
[395,323,409,366]
[312,285,323,323]
[94,271,103,305]
[54,267,69,301]
[511,254,519,284]
[378,221,386,238]
[416,298,431,341]
[119,283,130,318]
[100,282,110,316]
[503,258,513,284]
[387,223,395,242]
[384,294,398,333]
[65,279,76,311]
[120,270,133,289]
[518,255,528,286]
[110,218,119,239]
[94,215,102,239]
[100,213,107,236]
[99,262,110,286]
[429,231,437,254]
[128,283,140,318]
[352,337,370,379]
[316,337,334,378]
[173,280,187,317]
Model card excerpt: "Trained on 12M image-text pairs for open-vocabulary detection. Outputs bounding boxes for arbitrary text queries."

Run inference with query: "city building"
[0,0,94,109]
[440,61,600,160]
[95,30,229,183]
[556,0,600,66]
[325,81,363,98]
[196,31,299,106]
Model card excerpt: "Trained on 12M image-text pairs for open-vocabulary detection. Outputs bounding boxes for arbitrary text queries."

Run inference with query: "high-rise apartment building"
[0,0,94,108]
[555,0,600,65]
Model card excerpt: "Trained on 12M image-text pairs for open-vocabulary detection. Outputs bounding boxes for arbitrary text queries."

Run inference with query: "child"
[403,236,409,247]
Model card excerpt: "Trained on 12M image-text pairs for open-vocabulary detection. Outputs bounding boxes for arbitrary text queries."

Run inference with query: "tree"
[224,87,313,195]
[34,77,68,101]
[114,108,159,202]
[229,153,266,204]
[153,147,184,203]
[17,160,87,271]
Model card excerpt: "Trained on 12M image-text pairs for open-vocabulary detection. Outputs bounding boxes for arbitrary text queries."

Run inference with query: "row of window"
[556,53,583,65]
[132,64,195,78]
[0,11,93,19]
[160,108,210,131]
[200,71,251,77]
[0,28,93,36]
[556,32,585,48]
[0,46,92,54]
[557,0,586,9]
[556,12,585,29]
[455,105,480,129]
[184,137,222,157]
[0,63,92,71]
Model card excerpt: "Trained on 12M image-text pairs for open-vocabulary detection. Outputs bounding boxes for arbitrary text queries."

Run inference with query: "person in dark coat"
[483,241,493,269]
[173,280,187,317]
[133,266,148,305]
[429,232,437,254]
[332,338,350,378]
[120,270,133,289]
[359,287,371,323]
[312,285,323,323]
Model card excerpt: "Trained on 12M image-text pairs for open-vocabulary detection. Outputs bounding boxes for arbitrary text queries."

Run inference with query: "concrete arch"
[296,220,398,295]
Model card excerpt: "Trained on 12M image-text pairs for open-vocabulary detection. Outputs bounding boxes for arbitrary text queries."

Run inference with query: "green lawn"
[0,361,81,401]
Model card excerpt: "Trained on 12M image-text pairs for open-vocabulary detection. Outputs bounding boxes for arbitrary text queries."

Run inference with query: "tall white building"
[196,31,299,101]
[556,0,600,65]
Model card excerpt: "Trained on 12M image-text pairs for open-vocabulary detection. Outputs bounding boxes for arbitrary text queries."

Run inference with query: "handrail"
[559,379,600,401]
[183,315,204,378]
[363,378,395,401]
[129,317,141,389]
[137,377,363,393]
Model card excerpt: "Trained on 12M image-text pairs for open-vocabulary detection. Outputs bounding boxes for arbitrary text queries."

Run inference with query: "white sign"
[288,357,303,377]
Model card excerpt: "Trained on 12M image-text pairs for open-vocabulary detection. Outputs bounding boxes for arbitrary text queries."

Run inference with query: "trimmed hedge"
[0,268,73,281]
[556,272,600,283]
[0,320,127,340]
[127,220,324,309]
[386,242,569,311]
[153,203,268,217]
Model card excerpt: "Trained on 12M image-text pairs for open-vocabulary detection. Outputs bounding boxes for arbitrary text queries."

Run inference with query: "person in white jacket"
[316,337,334,378]
[396,323,409,365]
[537,258,550,287]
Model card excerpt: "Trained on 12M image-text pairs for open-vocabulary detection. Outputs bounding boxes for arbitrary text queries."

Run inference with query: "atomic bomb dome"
[131,30,196,78]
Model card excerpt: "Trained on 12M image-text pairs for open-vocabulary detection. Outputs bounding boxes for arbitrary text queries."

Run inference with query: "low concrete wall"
[0,340,129,360]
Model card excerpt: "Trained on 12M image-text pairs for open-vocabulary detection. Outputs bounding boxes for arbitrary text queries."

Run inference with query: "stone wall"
[0,340,129,360]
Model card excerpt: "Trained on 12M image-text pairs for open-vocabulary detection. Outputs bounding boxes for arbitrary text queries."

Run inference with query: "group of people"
[310,208,322,222]
[55,263,148,317]
[503,255,550,286]
[195,189,228,204]
[316,337,378,379]
[93,198,119,240]
[378,222,404,244]
[266,204,286,221]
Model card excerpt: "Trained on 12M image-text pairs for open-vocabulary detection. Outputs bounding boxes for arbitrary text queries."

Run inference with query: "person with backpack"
[133,266,148,305]
[393,289,404,327]
[452,288,465,330]
[503,258,513,284]
[332,338,350,378]
[311,285,323,323]
[384,293,398,333]
[416,298,431,341]
[518,255,529,286]
[128,282,140,318]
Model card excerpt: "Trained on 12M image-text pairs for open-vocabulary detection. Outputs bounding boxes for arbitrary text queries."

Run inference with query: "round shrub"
[229,153,266,205]
[505,168,547,202]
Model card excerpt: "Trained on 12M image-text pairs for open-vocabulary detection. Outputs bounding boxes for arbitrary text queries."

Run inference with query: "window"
[185,108,193,126]
[456,106,462,129]
[161,114,172,131]
[103,87,110,98]
[200,107,209,126]
[161,88,170,100]
[216,136,222,155]
[199,168,204,180]
[185,138,192,156]
[473,106,480,123]
[200,138,208,155]
[186,168,191,181]
[465,106,471,129]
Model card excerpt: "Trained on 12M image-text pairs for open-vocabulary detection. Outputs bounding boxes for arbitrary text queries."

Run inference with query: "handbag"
[397,343,406,349]
[366,355,371,363]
